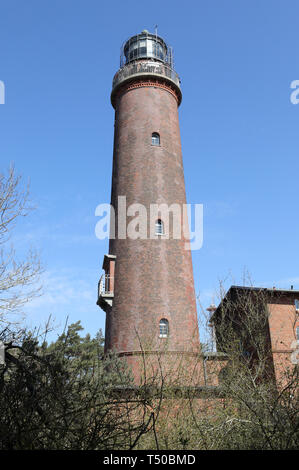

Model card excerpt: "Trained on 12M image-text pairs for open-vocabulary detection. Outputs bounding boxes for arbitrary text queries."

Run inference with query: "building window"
[152,132,160,146]
[295,299,299,311]
[155,219,164,236]
[159,318,169,338]
[296,326,299,343]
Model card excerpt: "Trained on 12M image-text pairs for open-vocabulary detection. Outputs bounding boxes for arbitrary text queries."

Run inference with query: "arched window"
[155,219,164,236]
[152,132,160,146]
[159,318,169,338]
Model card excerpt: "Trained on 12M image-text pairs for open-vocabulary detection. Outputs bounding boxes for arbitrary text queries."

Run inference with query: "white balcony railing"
[98,274,114,297]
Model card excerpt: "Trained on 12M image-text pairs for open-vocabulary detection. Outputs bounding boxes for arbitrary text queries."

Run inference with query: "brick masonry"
[267,295,299,384]
[212,286,299,387]
[104,71,200,380]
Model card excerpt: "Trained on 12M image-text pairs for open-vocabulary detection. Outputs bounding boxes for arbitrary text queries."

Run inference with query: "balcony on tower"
[97,254,116,313]
[111,30,182,107]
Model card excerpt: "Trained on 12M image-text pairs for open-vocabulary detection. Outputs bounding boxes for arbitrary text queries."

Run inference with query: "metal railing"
[98,274,114,296]
[112,61,181,92]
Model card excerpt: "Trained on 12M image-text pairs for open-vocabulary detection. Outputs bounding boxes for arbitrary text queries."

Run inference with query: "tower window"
[295,299,299,311]
[155,219,164,236]
[296,326,299,343]
[152,132,160,146]
[159,318,169,338]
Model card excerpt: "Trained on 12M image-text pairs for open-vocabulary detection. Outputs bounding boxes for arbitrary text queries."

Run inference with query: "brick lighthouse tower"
[97,30,200,382]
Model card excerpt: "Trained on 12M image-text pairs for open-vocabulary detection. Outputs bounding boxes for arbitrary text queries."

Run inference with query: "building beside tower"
[210,286,299,387]
[97,30,201,383]
[97,30,299,388]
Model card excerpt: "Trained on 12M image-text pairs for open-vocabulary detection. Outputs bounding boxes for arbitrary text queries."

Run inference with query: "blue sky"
[1,0,299,342]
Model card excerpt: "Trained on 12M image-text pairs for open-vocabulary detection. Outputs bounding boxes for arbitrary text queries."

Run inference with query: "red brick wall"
[120,351,227,387]
[105,75,200,379]
[267,296,299,385]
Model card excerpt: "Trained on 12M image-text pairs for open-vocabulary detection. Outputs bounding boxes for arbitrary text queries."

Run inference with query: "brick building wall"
[211,286,299,387]
[267,294,299,385]
[103,77,200,380]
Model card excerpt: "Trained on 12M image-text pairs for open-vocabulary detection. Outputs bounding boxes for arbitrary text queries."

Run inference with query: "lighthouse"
[97,30,200,382]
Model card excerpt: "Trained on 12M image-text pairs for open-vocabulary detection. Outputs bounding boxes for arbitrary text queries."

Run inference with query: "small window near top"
[155,219,164,236]
[295,299,299,311]
[159,318,169,338]
[152,132,160,146]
